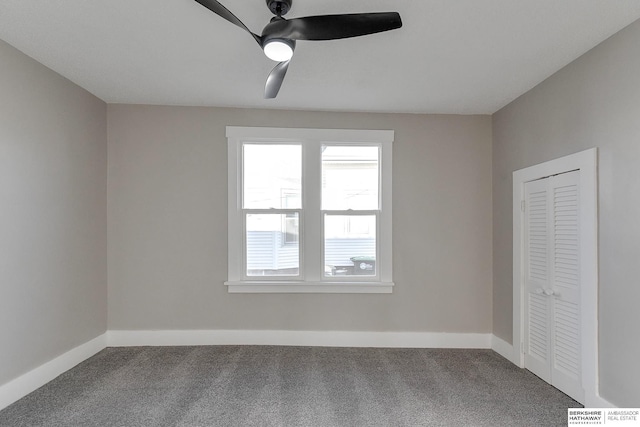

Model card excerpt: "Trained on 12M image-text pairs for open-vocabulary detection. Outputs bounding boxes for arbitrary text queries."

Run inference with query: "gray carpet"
[0,346,580,426]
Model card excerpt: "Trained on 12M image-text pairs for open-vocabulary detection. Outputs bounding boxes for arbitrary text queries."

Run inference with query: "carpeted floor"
[0,346,580,426]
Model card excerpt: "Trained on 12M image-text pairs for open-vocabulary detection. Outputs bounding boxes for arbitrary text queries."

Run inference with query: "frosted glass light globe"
[264,39,294,62]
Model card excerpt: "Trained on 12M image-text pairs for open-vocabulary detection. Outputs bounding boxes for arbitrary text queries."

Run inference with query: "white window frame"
[225,126,394,294]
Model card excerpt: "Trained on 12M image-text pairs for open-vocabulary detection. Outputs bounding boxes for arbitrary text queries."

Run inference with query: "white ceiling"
[1,0,640,114]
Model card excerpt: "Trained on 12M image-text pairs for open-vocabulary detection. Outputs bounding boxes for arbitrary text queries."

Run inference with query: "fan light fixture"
[263,39,295,61]
[193,0,402,98]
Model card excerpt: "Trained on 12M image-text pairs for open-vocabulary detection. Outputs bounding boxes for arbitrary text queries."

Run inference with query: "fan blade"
[264,60,290,99]
[194,0,262,45]
[262,12,402,41]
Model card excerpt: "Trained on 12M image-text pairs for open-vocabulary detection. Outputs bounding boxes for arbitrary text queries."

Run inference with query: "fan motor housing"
[266,0,292,16]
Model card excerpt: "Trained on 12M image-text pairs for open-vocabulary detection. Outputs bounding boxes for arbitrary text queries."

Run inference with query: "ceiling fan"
[194,0,402,98]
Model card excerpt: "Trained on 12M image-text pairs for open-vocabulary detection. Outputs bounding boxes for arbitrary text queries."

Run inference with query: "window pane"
[244,144,301,209]
[324,215,376,277]
[283,213,299,244]
[246,213,299,276]
[322,146,379,210]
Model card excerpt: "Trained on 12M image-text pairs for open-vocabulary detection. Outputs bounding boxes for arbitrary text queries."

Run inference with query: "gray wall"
[0,40,107,386]
[107,106,493,333]
[3,12,638,406]
[493,20,640,406]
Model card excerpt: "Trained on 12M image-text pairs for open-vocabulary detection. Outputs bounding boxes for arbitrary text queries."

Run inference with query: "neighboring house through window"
[282,190,300,245]
[226,126,393,293]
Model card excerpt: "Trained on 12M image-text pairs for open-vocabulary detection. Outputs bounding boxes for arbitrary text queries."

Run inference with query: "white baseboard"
[1,330,618,411]
[489,335,617,408]
[585,392,616,408]
[491,334,515,364]
[107,329,493,349]
[0,334,107,411]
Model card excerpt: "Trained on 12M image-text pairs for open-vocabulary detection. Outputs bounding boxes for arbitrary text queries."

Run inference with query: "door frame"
[513,147,598,405]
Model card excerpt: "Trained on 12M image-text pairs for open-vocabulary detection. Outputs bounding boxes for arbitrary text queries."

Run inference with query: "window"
[226,127,393,293]
[282,191,300,245]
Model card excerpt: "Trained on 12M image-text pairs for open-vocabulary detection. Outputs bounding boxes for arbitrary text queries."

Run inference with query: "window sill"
[224,281,394,294]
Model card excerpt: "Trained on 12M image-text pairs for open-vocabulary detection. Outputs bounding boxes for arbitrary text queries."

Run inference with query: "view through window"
[226,127,393,293]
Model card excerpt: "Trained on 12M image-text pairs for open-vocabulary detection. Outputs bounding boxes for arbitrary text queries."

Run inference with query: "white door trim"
[513,147,598,406]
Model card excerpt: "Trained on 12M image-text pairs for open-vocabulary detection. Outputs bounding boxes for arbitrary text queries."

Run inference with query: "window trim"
[225,126,394,294]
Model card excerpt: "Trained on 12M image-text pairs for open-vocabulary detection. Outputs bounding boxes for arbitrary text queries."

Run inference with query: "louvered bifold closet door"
[524,178,552,383]
[549,170,583,402]
[523,171,583,403]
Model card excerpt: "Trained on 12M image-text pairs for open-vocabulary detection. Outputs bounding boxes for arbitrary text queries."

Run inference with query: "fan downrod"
[266,0,292,17]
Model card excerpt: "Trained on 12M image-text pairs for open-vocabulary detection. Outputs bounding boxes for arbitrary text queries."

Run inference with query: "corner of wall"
[0,334,107,411]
